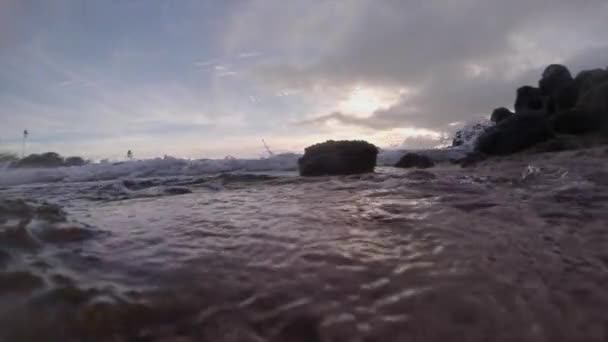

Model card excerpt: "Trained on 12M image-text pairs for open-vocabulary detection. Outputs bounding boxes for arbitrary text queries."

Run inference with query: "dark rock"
[490,107,514,123]
[452,123,491,147]
[36,226,95,243]
[514,86,544,114]
[539,64,573,96]
[574,69,608,96]
[395,153,435,169]
[123,180,158,191]
[298,140,378,176]
[577,81,608,132]
[550,80,579,114]
[36,204,67,223]
[552,109,599,135]
[476,114,554,155]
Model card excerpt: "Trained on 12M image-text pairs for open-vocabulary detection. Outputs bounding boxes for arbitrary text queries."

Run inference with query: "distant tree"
[127,150,133,160]
[64,156,88,167]
[14,152,65,168]
[0,152,19,164]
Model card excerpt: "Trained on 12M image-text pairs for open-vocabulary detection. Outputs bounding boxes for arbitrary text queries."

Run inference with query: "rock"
[476,114,554,155]
[514,86,544,114]
[163,187,192,195]
[549,80,579,113]
[395,153,435,169]
[298,140,378,176]
[574,69,608,96]
[490,107,514,123]
[451,122,492,147]
[0,271,44,294]
[577,81,608,133]
[552,109,599,135]
[539,64,573,96]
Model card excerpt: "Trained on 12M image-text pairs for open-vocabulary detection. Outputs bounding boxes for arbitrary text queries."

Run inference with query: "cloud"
[228,0,608,132]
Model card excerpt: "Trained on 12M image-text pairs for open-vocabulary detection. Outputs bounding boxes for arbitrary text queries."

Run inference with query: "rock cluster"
[476,64,608,155]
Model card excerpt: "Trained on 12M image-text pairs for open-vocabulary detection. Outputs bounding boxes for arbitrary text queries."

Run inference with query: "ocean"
[1,145,608,341]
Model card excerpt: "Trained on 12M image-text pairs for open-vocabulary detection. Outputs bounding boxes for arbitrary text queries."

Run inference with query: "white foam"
[0,153,301,186]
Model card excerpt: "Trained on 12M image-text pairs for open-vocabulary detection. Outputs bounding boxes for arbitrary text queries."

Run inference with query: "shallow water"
[1,148,608,341]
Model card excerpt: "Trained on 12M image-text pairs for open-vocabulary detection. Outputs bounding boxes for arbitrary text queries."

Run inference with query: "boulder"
[64,156,87,167]
[574,69,608,96]
[395,153,435,169]
[514,86,544,114]
[476,114,554,155]
[577,81,608,132]
[490,107,514,123]
[298,140,378,176]
[552,109,599,135]
[539,64,573,96]
[550,80,579,113]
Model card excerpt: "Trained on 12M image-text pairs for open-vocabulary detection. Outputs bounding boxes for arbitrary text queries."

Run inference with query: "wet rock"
[490,107,513,123]
[574,68,608,96]
[298,140,378,176]
[0,271,44,294]
[548,81,579,114]
[476,114,554,155]
[539,64,574,96]
[395,153,435,169]
[552,109,599,135]
[451,122,493,147]
[514,86,544,114]
[577,81,608,132]
[64,156,87,167]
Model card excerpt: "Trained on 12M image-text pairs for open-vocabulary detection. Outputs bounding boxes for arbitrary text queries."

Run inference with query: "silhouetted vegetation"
[8,152,89,168]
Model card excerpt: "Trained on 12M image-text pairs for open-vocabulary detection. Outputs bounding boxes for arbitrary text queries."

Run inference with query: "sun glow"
[338,87,399,117]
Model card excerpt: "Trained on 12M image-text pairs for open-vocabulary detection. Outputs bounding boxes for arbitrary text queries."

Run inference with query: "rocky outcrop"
[395,153,435,169]
[470,64,608,157]
[514,86,544,114]
[491,107,514,123]
[476,114,554,155]
[298,140,378,176]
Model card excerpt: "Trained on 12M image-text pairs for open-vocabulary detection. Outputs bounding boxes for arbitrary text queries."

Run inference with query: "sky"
[1,0,607,159]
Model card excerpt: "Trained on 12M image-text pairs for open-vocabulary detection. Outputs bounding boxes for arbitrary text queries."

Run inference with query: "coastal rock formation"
[514,86,544,114]
[395,153,435,169]
[471,64,608,156]
[298,140,378,176]
[490,107,514,123]
[476,114,554,155]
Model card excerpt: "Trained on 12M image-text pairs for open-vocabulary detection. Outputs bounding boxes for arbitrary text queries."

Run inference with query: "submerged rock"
[476,114,554,155]
[395,153,435,169]
[298,140,378,176]
[577,81,608,132]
